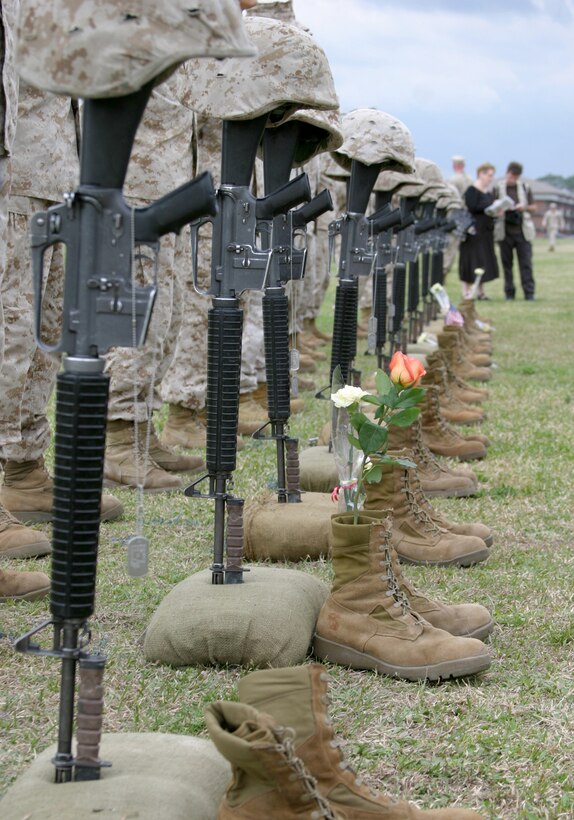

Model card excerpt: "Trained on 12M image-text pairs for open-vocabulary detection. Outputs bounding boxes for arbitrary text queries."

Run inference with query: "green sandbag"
[144,566,328,668]
[244,491,334,561]
[299,445,339,493]
[0,733,230,820]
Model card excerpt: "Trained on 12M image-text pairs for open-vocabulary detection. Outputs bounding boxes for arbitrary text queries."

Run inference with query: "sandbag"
[144,566,328,668]
[244,491,335,561]
[0,733,230,820]
[299,446,339,494]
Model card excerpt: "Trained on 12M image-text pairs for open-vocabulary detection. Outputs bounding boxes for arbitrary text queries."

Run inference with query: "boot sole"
[0,584,50,602]
[428,449,485,461]
[397,546,490,568]
[103,479,182,494]
[0,541,51,558]
[12,509,124,524]
[423,485,478,498]
[152,462,205,475]
[464,618,495,641]
[313,635,491,681]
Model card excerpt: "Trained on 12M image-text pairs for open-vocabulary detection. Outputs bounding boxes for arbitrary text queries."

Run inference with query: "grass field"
[1,238,573,817]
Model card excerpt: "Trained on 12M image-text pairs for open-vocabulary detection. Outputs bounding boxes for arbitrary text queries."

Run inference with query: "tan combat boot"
[405,467,493,548]
[252,381,305,415]
[364,452,489,567]
[137,422,204,474]
[304,316,332,343]
[299,339,328,362]
[422,365,485,426]
[1,458,124,522]
[238,392,269,436]
[420,388,487,461]
[428,351,488,405]
[438,335,492,383]
[161,404,244,452]
[205,700,341,819]
[297,352,317,373]
[239,664,484,818]
[0,501,51,558]
[0,567,50,602]
[314,514,491,680]
[388,421,478,498]
[104,420,182,492]
[438,327,492,366]
[386,543,494,640]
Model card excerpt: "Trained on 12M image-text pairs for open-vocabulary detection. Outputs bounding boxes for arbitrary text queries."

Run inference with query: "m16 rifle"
[186,115,311,583]
[320,159,383,393]
[14,83,218,784]
[253,121,333,503]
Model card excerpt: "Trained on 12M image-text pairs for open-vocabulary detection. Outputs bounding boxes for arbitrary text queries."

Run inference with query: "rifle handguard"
[51,368,109,621]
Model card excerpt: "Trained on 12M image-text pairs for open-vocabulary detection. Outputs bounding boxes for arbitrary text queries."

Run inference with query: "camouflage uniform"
[105,65,194,422]
[0,0,19,366]
[0,82,79,462]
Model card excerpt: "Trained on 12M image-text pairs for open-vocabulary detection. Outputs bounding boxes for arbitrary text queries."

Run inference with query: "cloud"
[294,0,574,175]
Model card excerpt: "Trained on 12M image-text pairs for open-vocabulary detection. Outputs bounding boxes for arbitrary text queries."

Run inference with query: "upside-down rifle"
[186,116,311,583]
[320,159,382,394]
[14,83,217,783]
[253,121,333,503]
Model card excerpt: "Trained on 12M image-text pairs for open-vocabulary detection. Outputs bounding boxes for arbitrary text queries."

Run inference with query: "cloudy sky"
[294,0,573,181]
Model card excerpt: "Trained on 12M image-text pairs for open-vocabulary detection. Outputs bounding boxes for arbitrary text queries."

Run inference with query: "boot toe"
[100,493,125,522]
[0,570,50,602]
[424,603,494,641]
[0,525,51,558]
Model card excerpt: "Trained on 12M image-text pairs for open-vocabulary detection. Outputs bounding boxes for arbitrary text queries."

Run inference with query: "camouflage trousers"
[443,234,459,278]
[160,234,265,410]
[0,196,63,461]
[105,223,186,422]
[0,155,10,366]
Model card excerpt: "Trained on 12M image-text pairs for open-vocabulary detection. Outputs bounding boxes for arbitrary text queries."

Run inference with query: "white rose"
[331,385,368,408]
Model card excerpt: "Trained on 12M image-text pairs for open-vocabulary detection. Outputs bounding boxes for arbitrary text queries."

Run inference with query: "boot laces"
[272,725,336,818]
[379,545,413,616]
[0,504,19,529]
[318,676,379,798]
[402,475,441,536]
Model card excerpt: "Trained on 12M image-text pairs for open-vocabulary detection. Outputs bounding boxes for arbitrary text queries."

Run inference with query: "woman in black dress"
[459,162,499,299]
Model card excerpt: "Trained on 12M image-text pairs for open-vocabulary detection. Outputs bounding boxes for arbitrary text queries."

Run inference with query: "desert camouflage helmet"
[246,0,297,24]
[415,157,445,186]
[435,183,463,210]
[332,109,415,173]
[374,168,425,194]
[267,107,343,166]
[184,17,339,122]
[16,0,255,99]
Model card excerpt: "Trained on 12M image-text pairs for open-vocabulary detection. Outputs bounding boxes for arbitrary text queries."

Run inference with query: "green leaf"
[350,411,368,431]
[358,420,388,454]
[361,394,379,405]
[373,454,416,469]
[347,434,362,450]
[375,370,392,396]
[364,465,383,484]
[388,407,420,427]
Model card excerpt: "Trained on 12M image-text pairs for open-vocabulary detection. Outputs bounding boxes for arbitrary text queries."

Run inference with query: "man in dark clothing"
[494,161,537,300]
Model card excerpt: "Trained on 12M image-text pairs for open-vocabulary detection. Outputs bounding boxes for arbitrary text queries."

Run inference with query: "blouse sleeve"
[464,186,486,215]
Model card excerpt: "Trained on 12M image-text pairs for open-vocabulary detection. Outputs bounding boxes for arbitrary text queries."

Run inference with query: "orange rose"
[389,351,426,388]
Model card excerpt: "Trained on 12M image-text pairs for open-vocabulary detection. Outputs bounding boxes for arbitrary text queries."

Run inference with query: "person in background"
[458,162,499,300]
[448,154,473,198]
[542,202,565,252]
[493,161,536,301]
